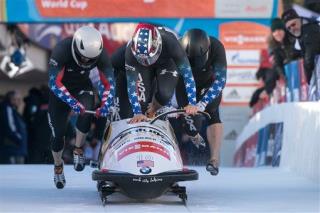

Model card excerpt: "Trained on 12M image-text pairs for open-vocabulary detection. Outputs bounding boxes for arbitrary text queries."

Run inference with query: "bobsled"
[91,110,209,205]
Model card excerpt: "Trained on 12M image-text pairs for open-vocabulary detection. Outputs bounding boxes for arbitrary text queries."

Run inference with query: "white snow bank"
[236,102,320,181]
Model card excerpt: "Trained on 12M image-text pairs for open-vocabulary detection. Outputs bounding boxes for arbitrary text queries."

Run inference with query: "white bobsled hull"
[101,119,183,175]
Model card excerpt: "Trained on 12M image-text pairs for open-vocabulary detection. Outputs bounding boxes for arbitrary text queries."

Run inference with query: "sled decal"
[118,141,170,161]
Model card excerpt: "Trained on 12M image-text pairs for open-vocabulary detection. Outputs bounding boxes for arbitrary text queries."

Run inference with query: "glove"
[95,105,108,118]
[71,102,85,115]
[196,101,207,112]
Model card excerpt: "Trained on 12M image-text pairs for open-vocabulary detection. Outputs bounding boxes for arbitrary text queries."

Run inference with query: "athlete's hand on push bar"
[128,114,148,124]
[183,104,199,115]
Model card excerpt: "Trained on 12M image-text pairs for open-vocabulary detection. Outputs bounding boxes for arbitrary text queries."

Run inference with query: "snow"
[0,165,319,213]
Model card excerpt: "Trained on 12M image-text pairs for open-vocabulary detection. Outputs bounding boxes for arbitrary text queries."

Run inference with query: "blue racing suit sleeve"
[125,63,142,115]
[168,34,197,105]
[200,64,227,105]
[200,39,227,105]
[176,60,197,105]
[96,50,116,114]
[48,44,79,108]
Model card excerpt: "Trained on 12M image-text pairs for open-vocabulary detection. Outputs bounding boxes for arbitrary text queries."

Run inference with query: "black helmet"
[181,29,210,69]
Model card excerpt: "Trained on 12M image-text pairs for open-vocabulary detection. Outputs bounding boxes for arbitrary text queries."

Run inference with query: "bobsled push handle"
[150,109,211,124]
[84,110,96,114]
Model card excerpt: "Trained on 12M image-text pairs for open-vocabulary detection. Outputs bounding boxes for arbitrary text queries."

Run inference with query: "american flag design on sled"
[137,160,154,168]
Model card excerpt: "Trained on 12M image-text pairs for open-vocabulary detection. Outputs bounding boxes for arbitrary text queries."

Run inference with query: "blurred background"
[0,0,319,170]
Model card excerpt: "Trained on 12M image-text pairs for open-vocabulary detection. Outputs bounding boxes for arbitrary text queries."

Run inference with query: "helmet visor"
[73,42,99,67]
[135,53,160,66]
[188,49,209,69]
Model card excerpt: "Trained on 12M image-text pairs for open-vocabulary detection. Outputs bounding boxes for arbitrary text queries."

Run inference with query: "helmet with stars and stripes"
[131,23,162,66]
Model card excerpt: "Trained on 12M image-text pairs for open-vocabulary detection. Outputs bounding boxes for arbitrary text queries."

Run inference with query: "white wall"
[236,102,320,181]
[220,106,251,166]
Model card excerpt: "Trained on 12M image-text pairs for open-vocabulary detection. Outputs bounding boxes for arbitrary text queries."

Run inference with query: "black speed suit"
[112,27,197,118]
[176,36,227,135]
[48,38,114,152]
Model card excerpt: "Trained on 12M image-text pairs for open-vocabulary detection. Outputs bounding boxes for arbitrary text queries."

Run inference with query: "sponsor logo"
[226,50,260,66]
[78,90,93,95]
[231,53,259,65]
[227,68,258,84]
[49,58,58,66]
[215,0,273,18]
[139,166,152,174]
[225,89,241,99]
[125,63,135,72]
[47,113,55,137]
[224,130,238,140]
[219,22,270,49]
[159,69,178,77]
[228,71,255,80]
[245,5,268,13]
[67,68,73,72]
[200,88,207,95]
[223,34,266,46]
[39,0,88,11]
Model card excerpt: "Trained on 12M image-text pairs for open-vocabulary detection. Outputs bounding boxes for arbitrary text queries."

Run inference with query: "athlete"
[47,26,115,189]
[176,29,227,175]
[113,23,199,122]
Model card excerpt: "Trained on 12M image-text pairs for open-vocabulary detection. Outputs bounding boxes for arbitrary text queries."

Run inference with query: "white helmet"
[71,26,103,68]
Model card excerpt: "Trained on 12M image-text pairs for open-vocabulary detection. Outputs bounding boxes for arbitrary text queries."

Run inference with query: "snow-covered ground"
[0,165,319,213]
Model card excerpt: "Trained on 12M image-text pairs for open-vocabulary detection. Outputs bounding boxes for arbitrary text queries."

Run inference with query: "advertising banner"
[308,56,320,101]
[220,21,270,106]
[226,50,261,67]
[223,86,260,105]
[271,76,286,104]
[0,0,6,21]
[243,132,258,167]
[226,68,258,85]
[34,0,215,18]
[284,60,301,102]
[220,22,270,50]
[4,0,279,22]
[298,59,308,101]
[215,0,274,18]
[255,125,269,166]
[272,123,283,167]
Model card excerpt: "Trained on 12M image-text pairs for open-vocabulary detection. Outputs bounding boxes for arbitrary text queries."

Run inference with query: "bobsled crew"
[47,23,226,204]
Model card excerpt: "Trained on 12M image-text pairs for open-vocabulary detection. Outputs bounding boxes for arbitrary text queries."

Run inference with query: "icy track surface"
[0,165,319,213]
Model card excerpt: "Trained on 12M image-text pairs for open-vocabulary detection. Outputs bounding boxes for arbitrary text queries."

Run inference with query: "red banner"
[35,0,215,18]
[117,141,170,161]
